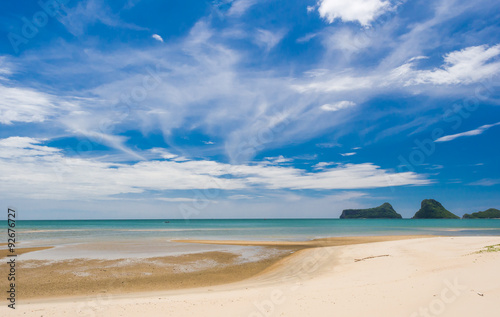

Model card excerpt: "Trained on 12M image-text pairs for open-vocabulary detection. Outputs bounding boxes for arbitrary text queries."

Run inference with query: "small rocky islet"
[463,208,500,219]
[340,203,402,219]
[412,199,460,219]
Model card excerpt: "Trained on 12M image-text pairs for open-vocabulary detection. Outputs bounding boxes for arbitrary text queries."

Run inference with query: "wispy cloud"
[435,122,500,142]
[316,142,341,148]
[327,191,368,201]
[59,0,147,36]
[468,178,500,186]
[227,0,258,17]
[253,29,286,52]
[8,4,499,164]
[0,56,12,79]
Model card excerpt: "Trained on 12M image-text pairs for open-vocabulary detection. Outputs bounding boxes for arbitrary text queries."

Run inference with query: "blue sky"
[1,0,499,219]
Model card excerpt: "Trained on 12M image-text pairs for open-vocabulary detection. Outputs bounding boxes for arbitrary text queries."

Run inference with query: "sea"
[5,219,500,261]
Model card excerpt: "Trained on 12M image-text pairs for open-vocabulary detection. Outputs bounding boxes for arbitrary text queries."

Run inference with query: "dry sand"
[1,236,500,316]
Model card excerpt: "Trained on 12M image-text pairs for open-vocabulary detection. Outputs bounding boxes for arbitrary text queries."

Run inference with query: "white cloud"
[152,34,164,42]
[155,197,199,202]
[227,194,254,200]
[313,162,338,169]
[0,137,59,158]
[0,85,58,125]
[149,148,178,159]
[340,152,356,157]
[263,155,293,164]
[295,45,500,97]
[435,122,500,142]
[0,137,429,200]
[0,61,80,126]
[317,0,392,26]
[233,162,429,190]
[320,100,356,112]
[407,44,500,85]
[0,137,246,200]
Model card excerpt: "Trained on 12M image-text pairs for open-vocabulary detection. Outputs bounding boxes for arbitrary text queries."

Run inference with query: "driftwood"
[354,255,390,262]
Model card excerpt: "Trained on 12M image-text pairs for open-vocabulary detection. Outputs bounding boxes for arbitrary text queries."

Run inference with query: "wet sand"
[0,235,430,300]
[173,234,433,247]
[0,246,53,259]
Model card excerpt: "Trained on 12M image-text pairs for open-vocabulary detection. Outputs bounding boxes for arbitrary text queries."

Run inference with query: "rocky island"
[412,199,460,219]
[340,203,402,219]
[463,208,500,219]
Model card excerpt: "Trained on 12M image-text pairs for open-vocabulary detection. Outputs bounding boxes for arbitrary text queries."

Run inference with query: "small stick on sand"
[354,255,390,262]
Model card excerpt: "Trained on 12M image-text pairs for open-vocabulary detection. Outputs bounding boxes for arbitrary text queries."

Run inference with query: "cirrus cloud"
[435,122,500,142]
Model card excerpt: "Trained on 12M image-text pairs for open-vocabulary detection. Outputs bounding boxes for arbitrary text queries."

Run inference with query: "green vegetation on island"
[463,208,500,219]
[340,203,402,219]
[412,199,460,219]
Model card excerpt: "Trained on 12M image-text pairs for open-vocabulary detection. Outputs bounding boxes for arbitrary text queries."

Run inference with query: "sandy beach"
[1,236,500,316]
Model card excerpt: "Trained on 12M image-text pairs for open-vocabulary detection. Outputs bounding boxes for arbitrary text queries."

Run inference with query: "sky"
[0,0,499,219]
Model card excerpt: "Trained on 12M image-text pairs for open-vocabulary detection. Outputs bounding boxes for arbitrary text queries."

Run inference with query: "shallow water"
[5,218,500,260]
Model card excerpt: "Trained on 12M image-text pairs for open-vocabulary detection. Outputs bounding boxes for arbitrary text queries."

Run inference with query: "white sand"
[2,236,500,317]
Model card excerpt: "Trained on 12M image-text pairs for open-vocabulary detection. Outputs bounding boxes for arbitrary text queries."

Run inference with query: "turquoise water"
[5,219,500,260]
[12,218,500,242]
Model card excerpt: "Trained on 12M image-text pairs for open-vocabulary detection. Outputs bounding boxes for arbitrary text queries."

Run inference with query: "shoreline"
[173,234,434,247]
